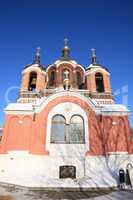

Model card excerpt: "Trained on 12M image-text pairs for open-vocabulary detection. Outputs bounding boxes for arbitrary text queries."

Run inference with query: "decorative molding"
[85,68,110,76]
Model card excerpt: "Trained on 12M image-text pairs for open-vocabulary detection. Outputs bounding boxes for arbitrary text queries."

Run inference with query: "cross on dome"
[33,47,41,64]
[91,48,97,64]
[36,47,41,56]
[64,38,69,47]
[61,38,70,60]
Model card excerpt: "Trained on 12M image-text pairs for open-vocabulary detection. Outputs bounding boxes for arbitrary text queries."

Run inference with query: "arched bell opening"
[76,71,83,89]
[28,71,37,91]
[95,73,105,93]
[49,71,56,86]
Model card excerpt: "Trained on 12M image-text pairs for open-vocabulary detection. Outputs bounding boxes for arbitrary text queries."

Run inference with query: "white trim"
[85,67,110,76]
[46,62,85,76]
[46,64,55,72]
[45,102,89,153]
[76,64,86,73]
[101,111,130,116]
[22,65,45,74]
[54,60,77,66]
[5,91,130,116]
[6,91,98,114]
[56,61,76,68]
[34,91,98,113]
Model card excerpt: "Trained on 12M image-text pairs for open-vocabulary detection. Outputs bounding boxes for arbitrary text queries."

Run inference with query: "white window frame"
[46,102,89,151]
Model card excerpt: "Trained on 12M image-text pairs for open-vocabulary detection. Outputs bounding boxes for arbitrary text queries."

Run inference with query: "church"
[0,40,133,187]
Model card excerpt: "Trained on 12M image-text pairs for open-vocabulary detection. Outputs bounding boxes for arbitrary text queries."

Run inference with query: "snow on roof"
[101,104,130,113]
[5,103,34,111]
[86,64,109,72]
[87,64,100,69]
[54,59,77,65]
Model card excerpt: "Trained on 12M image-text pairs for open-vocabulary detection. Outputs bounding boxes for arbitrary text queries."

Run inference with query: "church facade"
[0,40,133,187]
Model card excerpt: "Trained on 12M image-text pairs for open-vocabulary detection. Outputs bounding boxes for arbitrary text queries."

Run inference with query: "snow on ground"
[0,175,117,188]
[0,168,118,188]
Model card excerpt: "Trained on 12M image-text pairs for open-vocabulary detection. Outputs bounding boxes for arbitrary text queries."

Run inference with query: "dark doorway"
[59,166,76,179]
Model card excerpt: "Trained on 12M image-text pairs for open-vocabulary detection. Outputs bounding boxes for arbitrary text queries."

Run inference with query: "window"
[49,71,55,86]
[51,114,85,144]
[28,72,37,91]
[59,166,76,179]
[51,115,66,143]
[70,115,85,143]
[95,73,104,93]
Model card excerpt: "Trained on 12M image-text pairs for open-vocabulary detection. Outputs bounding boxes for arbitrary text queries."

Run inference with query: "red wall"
[0,96,133,155]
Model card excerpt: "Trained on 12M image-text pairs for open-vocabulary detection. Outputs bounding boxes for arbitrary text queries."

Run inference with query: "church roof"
[24,63,46,71]
[86,63,109,72]
[23,41,110,73]
[24,47,46,71]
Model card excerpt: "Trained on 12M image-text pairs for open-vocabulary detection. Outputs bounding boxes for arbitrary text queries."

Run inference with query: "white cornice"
[46,64,55,72]
[85,67,110,76]
[22,65,45,74]
[4,91,130,116]
[46,61,85,74]
[55,60,76,68]
[5,91,99,115]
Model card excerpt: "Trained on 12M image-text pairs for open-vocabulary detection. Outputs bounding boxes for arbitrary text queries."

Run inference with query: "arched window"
[95,73,104,93]
[76,71,82,89]
[28,72,37,91]
[51,115,66,143]
[49,71,55,86]
[70,115,85,143]
[50,114,85,144]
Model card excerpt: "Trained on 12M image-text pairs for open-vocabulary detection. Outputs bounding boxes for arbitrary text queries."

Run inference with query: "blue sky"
[0,0,133,127]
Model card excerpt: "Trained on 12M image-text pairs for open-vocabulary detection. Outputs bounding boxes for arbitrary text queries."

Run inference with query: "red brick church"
[0,39,133,187]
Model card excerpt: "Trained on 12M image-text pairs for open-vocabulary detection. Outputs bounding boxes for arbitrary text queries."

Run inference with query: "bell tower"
[85,49,113,103]
[18,48,46,103]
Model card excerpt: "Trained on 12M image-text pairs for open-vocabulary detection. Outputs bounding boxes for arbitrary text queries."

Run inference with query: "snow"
[101,104,130,112]
[5,103,34,111]
[0,175,117,188]
[0,152,132,188]
[86,64,100,69]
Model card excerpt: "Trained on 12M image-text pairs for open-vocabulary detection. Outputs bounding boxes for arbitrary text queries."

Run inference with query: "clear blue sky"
[0,0,133,127]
